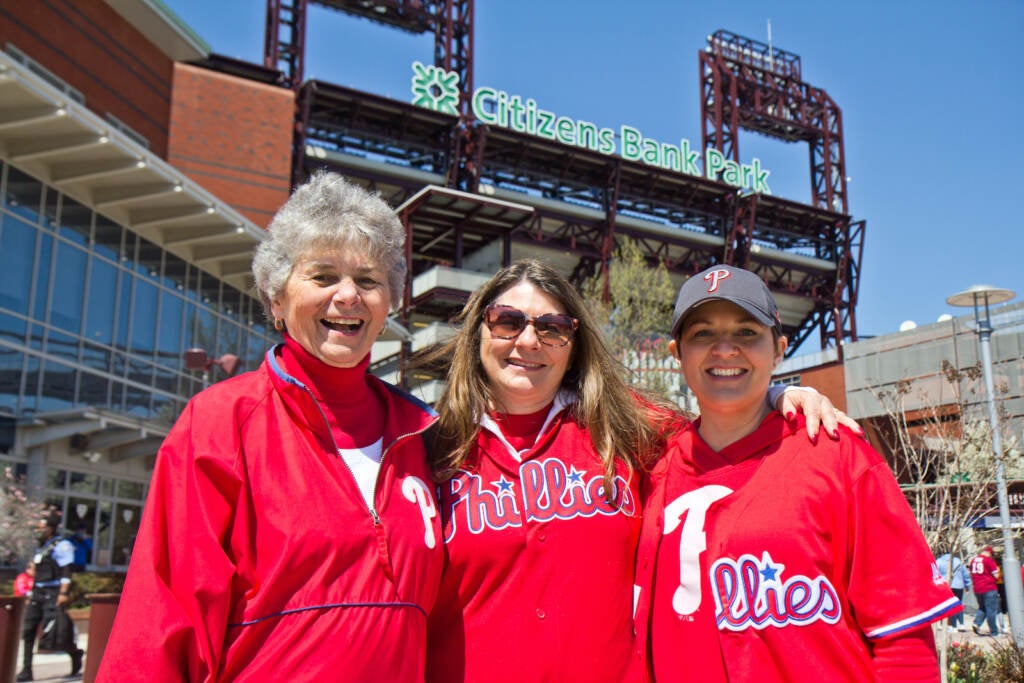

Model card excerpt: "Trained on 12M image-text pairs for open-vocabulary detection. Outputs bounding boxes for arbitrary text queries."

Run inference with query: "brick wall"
[168,63,294,230]
[791,363,848,413]
[0,0,173,156]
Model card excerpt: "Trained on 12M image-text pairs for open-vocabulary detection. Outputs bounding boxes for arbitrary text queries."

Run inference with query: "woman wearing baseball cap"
[633,265,960,682]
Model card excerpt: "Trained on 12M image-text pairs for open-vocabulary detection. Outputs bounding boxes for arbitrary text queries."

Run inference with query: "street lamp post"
[947,285,1021,645]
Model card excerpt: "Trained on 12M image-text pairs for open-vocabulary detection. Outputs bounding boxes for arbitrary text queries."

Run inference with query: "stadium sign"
[411,61,771,194]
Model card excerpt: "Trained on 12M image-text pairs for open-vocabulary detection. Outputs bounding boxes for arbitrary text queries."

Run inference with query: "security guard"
[18,509,84,682]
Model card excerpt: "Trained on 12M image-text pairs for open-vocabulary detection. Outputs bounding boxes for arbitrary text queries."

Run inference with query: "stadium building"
[0,0,873,569]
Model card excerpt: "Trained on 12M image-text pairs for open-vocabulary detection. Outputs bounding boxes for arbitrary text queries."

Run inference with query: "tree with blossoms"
[1,467,48,566]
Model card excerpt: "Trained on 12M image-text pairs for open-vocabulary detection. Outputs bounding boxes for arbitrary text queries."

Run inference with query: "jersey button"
[537,531,547,542]
[536,608,546,619]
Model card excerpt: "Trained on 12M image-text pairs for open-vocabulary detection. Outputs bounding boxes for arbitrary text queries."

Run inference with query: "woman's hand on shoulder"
[775,386,865,441]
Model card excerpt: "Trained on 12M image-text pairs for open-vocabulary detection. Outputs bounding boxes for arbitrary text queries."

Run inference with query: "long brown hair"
[429,259,677,498]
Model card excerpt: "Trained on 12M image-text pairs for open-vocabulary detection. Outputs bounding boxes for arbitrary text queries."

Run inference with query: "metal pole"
[975,292,1024,645]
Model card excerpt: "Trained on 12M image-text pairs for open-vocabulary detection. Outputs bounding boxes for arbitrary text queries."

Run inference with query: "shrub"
[947,641,987,682]
[68,572,126,609]
[984,639,1024,682]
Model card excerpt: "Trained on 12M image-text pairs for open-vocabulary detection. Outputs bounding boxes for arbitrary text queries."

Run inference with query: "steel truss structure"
[260,2,863,358]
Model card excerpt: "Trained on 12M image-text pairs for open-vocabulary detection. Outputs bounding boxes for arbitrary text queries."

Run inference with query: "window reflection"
[50,241,87,333]
[85,256,116,344]
[0,215,35,314]
[32,231,52,322]
[93,217,122,262]
[0,311,27,344]
[3,167,42,224]
[69,471,99,494]
[46,467,67,489]
[112,502,141,565]
[157,289,184,360]
[0,346,22,413]
[78,368,110,407]
[40,359,76,410]
[59,196,92,246]
[130,278,157,356]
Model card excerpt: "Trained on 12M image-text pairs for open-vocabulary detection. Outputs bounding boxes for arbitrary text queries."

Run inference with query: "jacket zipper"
[301,384,436,524]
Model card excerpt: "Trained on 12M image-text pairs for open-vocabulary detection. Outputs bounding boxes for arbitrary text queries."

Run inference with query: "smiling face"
[479,280,574,414]
[670,299,787,424]
[270,246,391,368]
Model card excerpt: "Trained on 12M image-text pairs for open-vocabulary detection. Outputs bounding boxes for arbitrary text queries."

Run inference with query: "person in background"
[936,550,972,632]
[17,510,84,682]
[424,259,856,682]
[70,525,92,572]
[634,265,959,682]
[98,172,443,682]
[970,545,1002,636]
[13,562,34,597]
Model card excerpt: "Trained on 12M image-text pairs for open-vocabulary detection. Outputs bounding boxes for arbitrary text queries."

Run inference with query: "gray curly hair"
[252,171,407,318]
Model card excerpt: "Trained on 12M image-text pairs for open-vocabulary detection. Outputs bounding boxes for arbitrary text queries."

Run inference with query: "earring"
[274,318,284,332]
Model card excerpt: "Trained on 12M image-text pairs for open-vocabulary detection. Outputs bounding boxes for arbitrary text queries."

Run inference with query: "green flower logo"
[411,61,460,115]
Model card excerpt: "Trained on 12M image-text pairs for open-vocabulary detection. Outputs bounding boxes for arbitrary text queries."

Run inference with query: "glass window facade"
[0,161,275,569]
[0,162,274,422]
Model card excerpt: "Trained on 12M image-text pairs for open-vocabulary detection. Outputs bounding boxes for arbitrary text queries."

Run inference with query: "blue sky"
[164,0,1024,343]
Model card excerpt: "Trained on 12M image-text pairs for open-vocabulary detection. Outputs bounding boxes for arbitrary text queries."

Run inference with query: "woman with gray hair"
[99,171,443,682]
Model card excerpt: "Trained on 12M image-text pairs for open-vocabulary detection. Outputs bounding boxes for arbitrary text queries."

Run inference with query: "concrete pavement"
[14,634,88,682]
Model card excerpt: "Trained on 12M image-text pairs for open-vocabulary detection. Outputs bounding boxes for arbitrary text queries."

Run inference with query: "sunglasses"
[483,304,579,347]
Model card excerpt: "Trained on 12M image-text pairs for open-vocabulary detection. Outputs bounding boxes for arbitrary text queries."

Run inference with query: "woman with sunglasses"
[424,259,854,682]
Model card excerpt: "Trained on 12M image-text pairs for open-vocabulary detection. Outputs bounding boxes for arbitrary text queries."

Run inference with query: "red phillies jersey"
[426,393,643,683]
[969,554,1000,593]
[633,413,958,683]
[98,347,443,683]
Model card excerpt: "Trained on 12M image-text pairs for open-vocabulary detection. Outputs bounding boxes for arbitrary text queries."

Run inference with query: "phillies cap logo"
[703,268,732,293]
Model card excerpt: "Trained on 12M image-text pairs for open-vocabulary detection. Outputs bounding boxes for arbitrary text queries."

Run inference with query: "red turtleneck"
[278,333,384,449]
[490,402,553,452]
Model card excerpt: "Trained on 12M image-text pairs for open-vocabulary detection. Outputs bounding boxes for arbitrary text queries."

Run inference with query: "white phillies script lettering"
[663,485,732,615]
[712,551,841,630]
[664,485,842,630]
[402,475,438,549]
[703,268,732,293]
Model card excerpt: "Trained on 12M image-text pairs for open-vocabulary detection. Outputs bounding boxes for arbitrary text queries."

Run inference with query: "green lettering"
[508,95,526,132]
[721,159,741,186]
[705,148,726,180]
[752,158,771,194]
[680,139,700,176]
[537,110,556,139]
[621,126,642,159]
[473,87,498,125]
[525,99,537,135]
[598,128,616,155]
[661,142,679,172]
[555,116,575,145]
[642,139,660,165]
[577,120,599,150]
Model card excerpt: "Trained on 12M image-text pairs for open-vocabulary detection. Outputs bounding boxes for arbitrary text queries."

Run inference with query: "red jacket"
[426,393,643,682]
[98,348,443,682]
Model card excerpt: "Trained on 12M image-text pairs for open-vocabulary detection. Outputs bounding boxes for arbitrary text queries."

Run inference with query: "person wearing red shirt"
[97,173,443,682]
[634,265,959,682]
[970,546,1002,635]
[13,562,33,597]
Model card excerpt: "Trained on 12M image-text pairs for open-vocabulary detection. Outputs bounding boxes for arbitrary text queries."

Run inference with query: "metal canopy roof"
[0,50,266,293]
[396,184,536,271]
[18,407,170,462]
